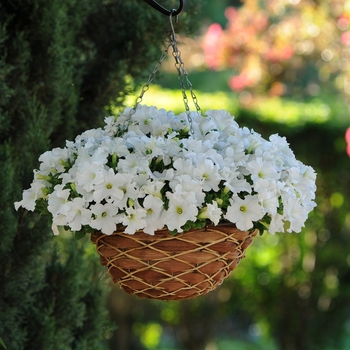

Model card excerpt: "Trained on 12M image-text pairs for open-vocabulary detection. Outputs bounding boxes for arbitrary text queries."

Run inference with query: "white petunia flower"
[66,197,92,231]
[152,168,175,181]
[76,161,105,192]
[245,132,263,154]
[52,223,60,236]
[283,197,308,233]
[252,178,280,195]
[170,174,205,206]
[164,192,198,232]
[128,135,165,159]
[269,213,284,234]
[119,206,147,234]
[147,110,173,137]
[47,185,71,217]
[14,181,44,211]
[224,173,251,194]
[90,203,120,235]
[198,201,222,225]
[142,195,165,235]
[100,138,129,158]
[104,116,118,135]
[193,159,221,192]
[205,109,239,137]
[257,190,279,215]
[287,164,317,199]
[182,139,212,156]
[163,134,182,159]
[90,148,109,164]
[119,177,140,201]
[144,180,165,199]
[246,157,280,182]
[224,143,248,166]
[197,116,216,135]
[269,134,295,161]
[117,154,149,175]
[225,195,264,231]
[130,105,154,127]
[173,158,195,176]
[93,168,126,203]
[39,148,69,174]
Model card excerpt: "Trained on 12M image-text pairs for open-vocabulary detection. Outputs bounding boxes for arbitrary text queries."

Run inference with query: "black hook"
[142,0,186,16]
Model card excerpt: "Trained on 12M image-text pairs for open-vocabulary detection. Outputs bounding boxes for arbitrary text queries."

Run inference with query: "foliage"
[202,0,350,104]
[0,0,202,349]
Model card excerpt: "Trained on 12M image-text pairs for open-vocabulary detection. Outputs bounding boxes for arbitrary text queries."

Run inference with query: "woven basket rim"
[91,221,256,238]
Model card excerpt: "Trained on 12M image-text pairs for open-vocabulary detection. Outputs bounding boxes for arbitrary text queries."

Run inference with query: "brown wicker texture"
[91,223,257,301]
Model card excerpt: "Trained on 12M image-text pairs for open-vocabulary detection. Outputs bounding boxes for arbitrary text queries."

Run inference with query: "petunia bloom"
[225,195,264,231]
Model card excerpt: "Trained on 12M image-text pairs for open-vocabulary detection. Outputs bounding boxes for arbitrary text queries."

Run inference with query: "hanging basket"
[91,223,257,301]
[14,6,317,302]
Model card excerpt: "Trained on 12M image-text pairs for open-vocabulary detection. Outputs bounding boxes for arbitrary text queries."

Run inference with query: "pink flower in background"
[224,6,237,21]
[203,23,222,70]
[229,73,251,91]
[264,46,294,62]
[346,127,350,157]
[228,64,260,91]
[341,32,350,46]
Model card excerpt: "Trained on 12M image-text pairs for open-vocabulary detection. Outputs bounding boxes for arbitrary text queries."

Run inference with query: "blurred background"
[1,0,350,349]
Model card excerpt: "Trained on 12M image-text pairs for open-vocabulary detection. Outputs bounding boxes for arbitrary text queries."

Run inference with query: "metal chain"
[123,11,201,134]
[118,41,172,136]
[169,13,201,133]
[126,41,172,120]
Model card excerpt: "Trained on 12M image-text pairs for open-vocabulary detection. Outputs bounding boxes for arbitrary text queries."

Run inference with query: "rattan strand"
[92,223,257,301]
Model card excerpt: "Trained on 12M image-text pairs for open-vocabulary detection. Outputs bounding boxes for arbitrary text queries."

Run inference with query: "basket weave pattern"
[91,223,257,301]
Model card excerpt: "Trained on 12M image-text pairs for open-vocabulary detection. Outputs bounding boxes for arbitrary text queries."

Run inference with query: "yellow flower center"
[240,205,246,212]
[176,207,183,215]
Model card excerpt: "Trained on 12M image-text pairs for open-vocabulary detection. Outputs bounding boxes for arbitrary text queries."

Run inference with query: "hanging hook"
[142,0,186,16]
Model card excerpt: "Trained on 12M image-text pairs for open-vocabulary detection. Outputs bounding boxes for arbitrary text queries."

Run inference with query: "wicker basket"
[91,222,257,301]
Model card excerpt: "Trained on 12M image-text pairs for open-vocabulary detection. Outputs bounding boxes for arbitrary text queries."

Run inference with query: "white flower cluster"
[15,105,316,236]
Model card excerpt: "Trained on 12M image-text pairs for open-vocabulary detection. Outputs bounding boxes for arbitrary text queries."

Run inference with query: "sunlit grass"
[114,85,331,126]
[118,85,239,116]
[248,96,331,126]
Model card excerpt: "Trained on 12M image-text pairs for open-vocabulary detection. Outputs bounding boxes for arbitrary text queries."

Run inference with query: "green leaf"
[181,219,206,232]
[83,226,96,234]
[35,198,50,215]
[0,337,7,349]
[74,230,86,240]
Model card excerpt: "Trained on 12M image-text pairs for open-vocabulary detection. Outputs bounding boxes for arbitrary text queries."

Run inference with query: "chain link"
[169,15,201,113]
[122,41,172,127]
[168,13,201,133]
[123,12,201,134]
[118,41,172,136]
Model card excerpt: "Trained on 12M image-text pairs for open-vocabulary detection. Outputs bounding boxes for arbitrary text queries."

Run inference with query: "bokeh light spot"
[330,192,344,208]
